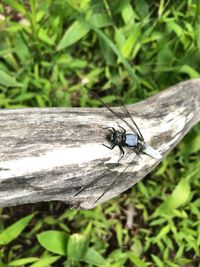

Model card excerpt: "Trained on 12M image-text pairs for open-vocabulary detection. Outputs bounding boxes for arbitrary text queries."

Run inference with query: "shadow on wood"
[0,79,200,209]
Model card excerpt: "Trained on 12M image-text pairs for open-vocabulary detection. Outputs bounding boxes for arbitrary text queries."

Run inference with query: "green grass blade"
[0,70,23,88]
[0,214,34,245]
[58,3,139,84]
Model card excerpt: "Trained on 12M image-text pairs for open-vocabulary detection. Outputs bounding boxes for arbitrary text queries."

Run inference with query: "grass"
[0,0,200,266]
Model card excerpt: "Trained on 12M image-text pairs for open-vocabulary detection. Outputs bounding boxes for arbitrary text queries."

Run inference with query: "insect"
[74,85,162,204]
[93,89,145,162]
[102,124,143,162]
[86,86,161,161]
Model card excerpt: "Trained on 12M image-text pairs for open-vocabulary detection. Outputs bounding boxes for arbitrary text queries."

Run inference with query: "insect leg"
[74,167,112,197]
[117,123,126,134]
[94,163,131,204]
[101,126,115,149]
[103,143,115,150]
[134,146,143,159]
[101,126,115,132]
[118,145,125,162]
[110,83,144,141]
[93,146,143,204]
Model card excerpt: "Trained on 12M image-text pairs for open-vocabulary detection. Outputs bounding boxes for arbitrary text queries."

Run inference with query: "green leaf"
[58,3,138,83]
[67,233,88,261]
[121,1,135,24]
[169,179,191,208]
[83,248,107,266]
[152,179,190,217]
[180,135,200,155]
[83,19,138,83]
[196,22,200,52]
[0,70,23,87]
[57,14,110,50]
[197,224,200,247]
[121,25,141,58]
[108,249,129,265]
[115,222,123,247]
[129,253,148,267]
[4,0,26,14]
[158,0,165,17]
[0,94,10,107]
[37,231,68,256]
[179,65,200,78]
[167,20,183,37]
[14,93,36,102]
[175,245,184,259]
[152,179,191,217]
[156,46,173,70]
[89,14,110,28]
[135,0,149,18]
[36,95,46,107]
[0,214,34,245]
[29,256,60,267]
[132,238,143,257]
[57,20,89,49]
[137,181,149,198]
[114,28,126,49]
[151,254,164,267]
[156,224,170,240]
[38,28,55,46]
[10,257,38,266]
[4,23,23,33]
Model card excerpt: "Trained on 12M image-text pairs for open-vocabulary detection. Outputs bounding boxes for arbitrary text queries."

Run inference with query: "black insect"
[103,124,144,162]
[74,85,146,204]
[95,90,145,162]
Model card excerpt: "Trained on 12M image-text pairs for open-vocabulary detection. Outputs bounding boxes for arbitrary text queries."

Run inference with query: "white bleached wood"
[0,79,200,209]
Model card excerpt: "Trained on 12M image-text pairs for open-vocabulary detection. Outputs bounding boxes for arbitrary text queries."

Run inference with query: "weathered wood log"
[0,79,200,209]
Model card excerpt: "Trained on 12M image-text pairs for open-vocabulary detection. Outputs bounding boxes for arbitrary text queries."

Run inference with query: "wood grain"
[0,79,200,209]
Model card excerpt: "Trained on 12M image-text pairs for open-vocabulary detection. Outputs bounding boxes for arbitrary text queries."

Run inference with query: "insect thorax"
[106,130,124,145]
[124,133,139,147]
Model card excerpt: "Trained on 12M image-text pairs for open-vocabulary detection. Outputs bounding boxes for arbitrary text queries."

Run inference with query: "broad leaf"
[67,233,88,261]
[83,248,107,266]
[37,230,68,256]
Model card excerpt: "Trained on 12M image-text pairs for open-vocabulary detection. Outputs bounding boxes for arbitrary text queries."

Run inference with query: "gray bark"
[0,79,200,209]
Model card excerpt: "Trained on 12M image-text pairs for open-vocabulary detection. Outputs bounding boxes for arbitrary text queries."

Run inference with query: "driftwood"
[0,79,200,209]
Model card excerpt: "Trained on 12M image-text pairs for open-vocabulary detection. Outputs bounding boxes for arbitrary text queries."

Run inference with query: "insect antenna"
[109,84,144,141]
[121,104,144,141]
[84,85,142,139]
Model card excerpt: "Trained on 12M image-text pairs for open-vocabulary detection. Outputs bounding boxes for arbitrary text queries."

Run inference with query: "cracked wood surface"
[0,79,200,209]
